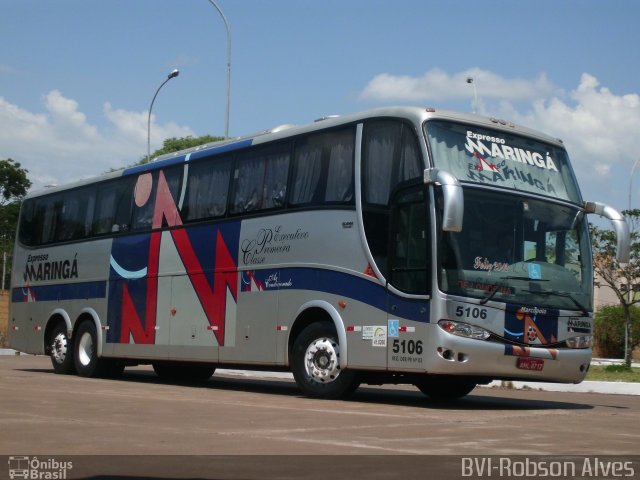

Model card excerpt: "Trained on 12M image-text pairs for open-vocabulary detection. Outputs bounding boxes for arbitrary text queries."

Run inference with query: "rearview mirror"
[424,168,463,232]
[584,201,630,263]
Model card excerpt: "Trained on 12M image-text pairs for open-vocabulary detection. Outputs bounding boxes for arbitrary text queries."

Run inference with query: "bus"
[8,106,630,400]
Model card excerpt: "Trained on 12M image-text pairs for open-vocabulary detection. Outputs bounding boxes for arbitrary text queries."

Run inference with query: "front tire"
[291,322,359,399]
[48,323,76,375]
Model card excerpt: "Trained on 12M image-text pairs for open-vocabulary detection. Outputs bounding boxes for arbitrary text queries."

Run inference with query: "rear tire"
[48,323,76,375]
[415,375,476,401]
[74,321,108,378]
[291,322,359,399]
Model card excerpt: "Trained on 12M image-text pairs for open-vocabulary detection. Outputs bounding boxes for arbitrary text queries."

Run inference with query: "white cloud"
[360,67,557,102]
[507,73,640,201]
[0,91,194,189]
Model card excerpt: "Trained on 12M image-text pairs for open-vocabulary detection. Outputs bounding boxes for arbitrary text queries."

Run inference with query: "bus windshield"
[438,188,593,312]
[425,120,582,204]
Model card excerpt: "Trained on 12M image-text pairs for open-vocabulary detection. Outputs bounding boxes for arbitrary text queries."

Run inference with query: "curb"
[484,380,640,396]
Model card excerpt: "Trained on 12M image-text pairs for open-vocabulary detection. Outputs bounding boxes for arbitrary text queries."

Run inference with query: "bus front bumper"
[422,324,591,384]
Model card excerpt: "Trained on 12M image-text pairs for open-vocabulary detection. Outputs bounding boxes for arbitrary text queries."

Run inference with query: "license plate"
[517,357,544,371]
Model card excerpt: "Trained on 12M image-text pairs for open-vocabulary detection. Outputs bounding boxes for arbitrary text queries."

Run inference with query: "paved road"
[1,355,639,478]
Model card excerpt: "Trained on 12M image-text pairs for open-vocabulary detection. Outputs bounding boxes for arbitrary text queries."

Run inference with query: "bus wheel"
[49,323,76,375]
[415,375,476,401]
[291,322,359,399]
[74,321,106,378]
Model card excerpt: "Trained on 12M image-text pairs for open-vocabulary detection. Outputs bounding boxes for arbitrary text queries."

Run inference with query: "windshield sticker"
[527,263,542,280]
[464,130,562,197]
[473,256,510,273]
[466,131,559,171]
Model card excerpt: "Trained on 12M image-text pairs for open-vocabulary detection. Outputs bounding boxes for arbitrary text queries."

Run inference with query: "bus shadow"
[349,386,596,411]
[118,368,594,411]
[19,366,596,411]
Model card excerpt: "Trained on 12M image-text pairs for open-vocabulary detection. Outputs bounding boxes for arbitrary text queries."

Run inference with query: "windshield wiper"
[479,286,501,305]
[533,290,590,316]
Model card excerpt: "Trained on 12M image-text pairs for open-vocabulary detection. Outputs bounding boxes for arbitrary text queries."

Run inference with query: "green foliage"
[0,159,31,206]
[586,365,640,382]
[138,135,225,165]
[603,364,633,373]
[593,304,640,358]
[0,159,31,289]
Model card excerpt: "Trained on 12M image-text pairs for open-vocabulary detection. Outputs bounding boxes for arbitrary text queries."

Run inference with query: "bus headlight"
[438,320,490,340]
[565,335,593,349]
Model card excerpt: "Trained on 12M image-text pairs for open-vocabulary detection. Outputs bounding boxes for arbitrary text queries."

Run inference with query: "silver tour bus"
[8,107,630,400]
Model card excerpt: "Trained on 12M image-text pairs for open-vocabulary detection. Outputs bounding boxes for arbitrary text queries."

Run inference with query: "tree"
[0,159,31,205]
[138,135,225,165]
[0,159,32,289]
[593,305,640,358]
[590,209,640,366]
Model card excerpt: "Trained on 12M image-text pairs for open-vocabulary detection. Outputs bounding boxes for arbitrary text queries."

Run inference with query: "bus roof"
[24,106,566,199]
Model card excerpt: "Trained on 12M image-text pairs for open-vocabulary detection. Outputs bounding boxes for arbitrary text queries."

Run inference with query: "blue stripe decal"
[242,267,430,323]
[123,139,254,176]
[187,139,253,162]
[124,155,187,176]
[12,281,107,303]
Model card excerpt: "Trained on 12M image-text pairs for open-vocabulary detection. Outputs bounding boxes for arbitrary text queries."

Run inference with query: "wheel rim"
[304,337,340,383]
[77,331,94,367]
[51,332,68,365]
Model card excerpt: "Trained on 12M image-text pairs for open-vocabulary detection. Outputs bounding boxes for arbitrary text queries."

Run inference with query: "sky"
[1,0,639,214]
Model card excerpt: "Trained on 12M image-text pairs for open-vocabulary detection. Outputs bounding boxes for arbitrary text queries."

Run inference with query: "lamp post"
[625,157,640,365]
[147,69,179,162]
[207,0,231,138]
[466,77,478,115]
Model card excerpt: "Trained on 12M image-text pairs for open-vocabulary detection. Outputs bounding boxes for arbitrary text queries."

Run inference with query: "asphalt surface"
[1,353,639,479]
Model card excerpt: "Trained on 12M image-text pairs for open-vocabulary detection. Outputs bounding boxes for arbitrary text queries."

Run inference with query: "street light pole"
[466,77,478,115]
[207,0,231,138]
[147,69,180,162]
[625,157,640,365]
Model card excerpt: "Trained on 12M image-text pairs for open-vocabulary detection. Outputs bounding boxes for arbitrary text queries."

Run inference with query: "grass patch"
[586,365,640,382]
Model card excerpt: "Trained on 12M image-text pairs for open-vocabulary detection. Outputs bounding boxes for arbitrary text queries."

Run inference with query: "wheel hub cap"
[52,333,67,365]
[78,332,94,367]
[304,338,340,383]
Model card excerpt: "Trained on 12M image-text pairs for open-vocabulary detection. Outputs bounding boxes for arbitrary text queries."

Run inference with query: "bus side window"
[55,188,95,242]
[92,178,134,235]
[290,128,355,207]
[389,187,429,294]
[230,144,290,215]
[40,195,62,244]
[18,200,36,246]
[290,137,323,205]
[362,121,422,276]
[231,154,265,214]
[184,156,232,221]
[324,130,354,203]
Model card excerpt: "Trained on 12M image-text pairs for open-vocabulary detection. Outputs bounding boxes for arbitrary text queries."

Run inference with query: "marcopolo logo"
[8,456,73,479]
